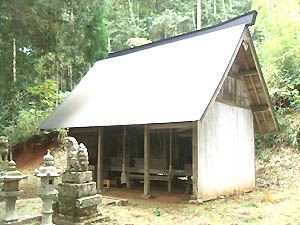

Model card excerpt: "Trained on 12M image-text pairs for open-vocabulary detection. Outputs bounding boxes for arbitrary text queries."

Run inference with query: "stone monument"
[57,137,102,225]
[0,136,10,191]
[34,150,62,225]
[0,160,27,224]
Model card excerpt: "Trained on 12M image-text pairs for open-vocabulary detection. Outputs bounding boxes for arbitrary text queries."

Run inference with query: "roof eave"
[244,28,279,133]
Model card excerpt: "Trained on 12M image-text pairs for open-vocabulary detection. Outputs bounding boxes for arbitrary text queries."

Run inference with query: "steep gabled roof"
[39,11,278,133]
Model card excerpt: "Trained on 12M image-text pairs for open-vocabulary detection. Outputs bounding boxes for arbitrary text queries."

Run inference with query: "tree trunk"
[289,0,294,15]
[155,0,158,13]
[222,0,226,16]
[69,65,73,90]
[192,6,196,29]
[229,0,232,12]
[197,0,202,30]
[266,0,269,12]
[127,0,137,33]
[213,0,217,15]
[13,38,16,83]
[56,61,59,106]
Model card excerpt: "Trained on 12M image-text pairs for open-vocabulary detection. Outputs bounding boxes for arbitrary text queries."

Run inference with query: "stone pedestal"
[0,191,23,223]
[57,172,102,225]
[39,193,57,225]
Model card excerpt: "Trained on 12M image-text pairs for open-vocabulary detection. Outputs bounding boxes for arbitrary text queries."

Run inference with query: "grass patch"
[243,201,257,208]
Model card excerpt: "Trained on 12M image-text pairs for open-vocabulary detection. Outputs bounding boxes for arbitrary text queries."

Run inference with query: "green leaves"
[105,0,252,52]
[252,0,300,149]
[0,0,108,144]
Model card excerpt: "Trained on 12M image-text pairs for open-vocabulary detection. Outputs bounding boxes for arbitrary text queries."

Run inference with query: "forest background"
[0,0,299,152]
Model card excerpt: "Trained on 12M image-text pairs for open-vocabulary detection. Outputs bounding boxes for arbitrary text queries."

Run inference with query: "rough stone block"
[58,182,97,198]
[76,194,102,208]
[58,202,98,218]
[62,171,92,184]
[57,211,102,225]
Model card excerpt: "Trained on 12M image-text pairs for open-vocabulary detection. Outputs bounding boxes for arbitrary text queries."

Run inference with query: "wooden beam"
[191,121,199,200]
[149,122,192,130]
[142,125,151,199]
[248,75,270,131]
[239,69,258,77]
[216,97,251,110]
[249,75,262,104]
[97,127,104,191]
[227,71,242,80]
[252,105,269,113]
[239,69,264,134]
[70,127,98,134]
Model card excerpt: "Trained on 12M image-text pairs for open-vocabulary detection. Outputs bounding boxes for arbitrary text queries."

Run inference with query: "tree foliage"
[104,0,252,52]
[9,0,299,149]
[252,0,300,148]
[0,0,108,143]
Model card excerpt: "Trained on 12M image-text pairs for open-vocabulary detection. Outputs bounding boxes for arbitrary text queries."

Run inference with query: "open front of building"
[69,123,193,196]
[68,102,254,202]
[38,11,278,201]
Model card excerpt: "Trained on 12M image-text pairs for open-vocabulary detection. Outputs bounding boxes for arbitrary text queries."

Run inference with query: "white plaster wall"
[198,101,255,201]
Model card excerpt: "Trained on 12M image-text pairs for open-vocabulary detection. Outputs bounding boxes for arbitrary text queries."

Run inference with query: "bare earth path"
[2,145,300,224]
[1,187,300,225]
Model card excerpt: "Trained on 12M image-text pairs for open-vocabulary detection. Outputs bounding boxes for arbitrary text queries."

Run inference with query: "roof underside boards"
[39,24,246,129]
[233,29,279,133]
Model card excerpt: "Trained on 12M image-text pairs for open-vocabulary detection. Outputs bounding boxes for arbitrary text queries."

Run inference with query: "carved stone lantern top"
[2,160,27,181]
[34,150,62,178]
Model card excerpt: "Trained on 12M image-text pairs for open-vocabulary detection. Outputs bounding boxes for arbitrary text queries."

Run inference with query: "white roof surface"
[39,24,246,129]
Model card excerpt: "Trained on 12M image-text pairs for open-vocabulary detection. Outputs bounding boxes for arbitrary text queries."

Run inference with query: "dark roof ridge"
[107,10,257,59]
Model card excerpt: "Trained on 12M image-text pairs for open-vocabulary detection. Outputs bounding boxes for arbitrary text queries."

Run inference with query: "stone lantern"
[0,136,10,191]
[34,150,62,225]
[0,160,27,224]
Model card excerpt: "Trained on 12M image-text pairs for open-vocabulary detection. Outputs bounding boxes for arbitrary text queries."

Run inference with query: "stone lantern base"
[57,172,102,225]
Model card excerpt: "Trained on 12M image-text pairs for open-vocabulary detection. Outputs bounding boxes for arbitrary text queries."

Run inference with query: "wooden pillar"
[168,129,172,192]
[121,126,127,185]
[163,130,166,158]
[97,127,104,192]
[122,126,130,188]
[191,121,199,199]
[142,125,151,199]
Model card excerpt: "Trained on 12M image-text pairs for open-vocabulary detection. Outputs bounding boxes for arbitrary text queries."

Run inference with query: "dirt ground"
[3,139,300,224]
[103,181,191,205]
[2,186,300,225]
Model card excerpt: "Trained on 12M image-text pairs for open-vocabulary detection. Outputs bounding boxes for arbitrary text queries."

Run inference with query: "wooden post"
[97,127,104,192]
[163,130,167,158]
[142,125,151,199]
[191,121,199,199]
[121,126,126,184]
[168,129,172,192]
[122,126,130,188]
